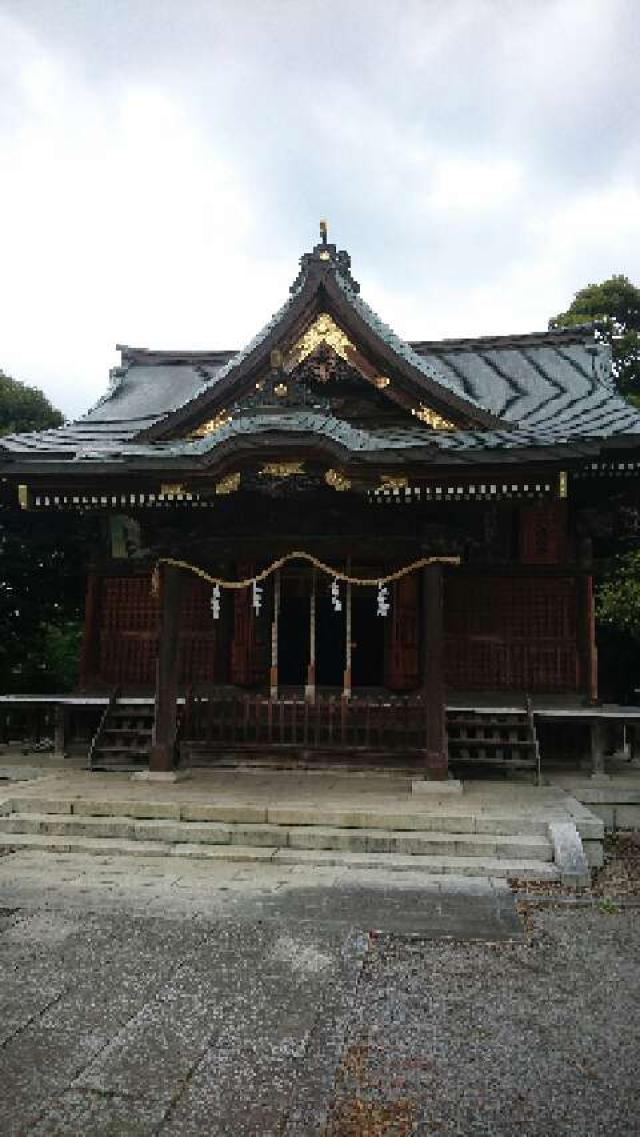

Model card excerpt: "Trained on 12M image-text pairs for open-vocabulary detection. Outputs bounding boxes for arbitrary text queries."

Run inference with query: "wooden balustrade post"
[150,564,185,772]
[423,564,448,779]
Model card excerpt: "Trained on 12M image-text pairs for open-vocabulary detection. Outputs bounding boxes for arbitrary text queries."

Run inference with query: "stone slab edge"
[548,820,591,888]
[411,778,463,796]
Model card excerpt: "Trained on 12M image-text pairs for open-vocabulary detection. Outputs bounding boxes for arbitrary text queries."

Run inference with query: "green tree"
[598,551,640,637]
[0,374,92,693]
[549,275,640,399]
[0,513,91,692]
[596,551,640,702]
[0,369,64,435]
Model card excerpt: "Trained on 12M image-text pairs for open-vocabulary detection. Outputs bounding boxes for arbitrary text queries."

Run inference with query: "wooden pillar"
[270,570,280,698]
[578,573,598,703]
[305,571,317,702]
[343,582,352,700]
[78,571,102,690]
[150,564,184,772]
[423,564,448,779]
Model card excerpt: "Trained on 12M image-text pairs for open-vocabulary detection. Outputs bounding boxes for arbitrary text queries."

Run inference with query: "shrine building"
[3,225,640,780]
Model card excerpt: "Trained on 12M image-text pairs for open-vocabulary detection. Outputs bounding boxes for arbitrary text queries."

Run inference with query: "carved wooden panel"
[444,575,579,692]
[519,502,568,564]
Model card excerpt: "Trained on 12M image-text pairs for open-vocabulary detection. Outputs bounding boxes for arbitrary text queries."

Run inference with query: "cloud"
[0,0,638,417]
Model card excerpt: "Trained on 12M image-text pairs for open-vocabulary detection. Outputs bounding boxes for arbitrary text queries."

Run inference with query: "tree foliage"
[549,274,640,399]
[0,369,64,435]
[0,374,92,692]
[597,551,640,639]
[596,551,640,701]
[0,512,94,692]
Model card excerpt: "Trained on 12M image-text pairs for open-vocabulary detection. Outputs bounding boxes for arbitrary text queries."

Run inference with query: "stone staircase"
[0,793,568,880]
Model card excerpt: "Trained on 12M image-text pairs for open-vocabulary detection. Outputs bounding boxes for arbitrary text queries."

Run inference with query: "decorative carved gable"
[147,228,503,443]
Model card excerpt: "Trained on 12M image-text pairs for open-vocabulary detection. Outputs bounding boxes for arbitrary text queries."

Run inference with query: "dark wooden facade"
[2,228,640,775]
[79,559,584,697]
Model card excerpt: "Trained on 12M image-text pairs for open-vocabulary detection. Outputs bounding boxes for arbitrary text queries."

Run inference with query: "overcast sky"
[1,0,639,418]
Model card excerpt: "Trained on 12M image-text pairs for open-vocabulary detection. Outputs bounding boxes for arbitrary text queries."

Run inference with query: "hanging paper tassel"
[252,579,263,615]
[376,582,390,617]
[210,583,221,620]
[330,578,342,613]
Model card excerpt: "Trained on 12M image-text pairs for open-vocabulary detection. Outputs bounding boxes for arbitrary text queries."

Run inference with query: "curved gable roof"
[2,233,640,466]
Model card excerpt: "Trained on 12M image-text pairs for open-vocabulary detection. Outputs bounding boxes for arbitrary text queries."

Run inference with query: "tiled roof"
[2,237,640,466]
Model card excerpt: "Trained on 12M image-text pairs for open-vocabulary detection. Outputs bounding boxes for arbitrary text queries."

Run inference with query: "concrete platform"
[547,768,640,832]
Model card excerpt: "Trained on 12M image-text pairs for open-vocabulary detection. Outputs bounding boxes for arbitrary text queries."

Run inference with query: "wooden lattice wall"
[444,575,579,692]
[85,569,582,694]
[95,573,217,688]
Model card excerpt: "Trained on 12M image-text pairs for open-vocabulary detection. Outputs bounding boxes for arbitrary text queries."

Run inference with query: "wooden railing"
[183,691,427,754]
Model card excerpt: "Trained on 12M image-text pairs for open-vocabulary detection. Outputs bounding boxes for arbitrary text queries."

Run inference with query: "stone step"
[0,813,553,860]
[6,796,556,836]
[0,831,560,879]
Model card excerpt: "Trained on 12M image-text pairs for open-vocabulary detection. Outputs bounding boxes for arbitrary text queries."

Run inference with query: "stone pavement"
[0,850,522,1137]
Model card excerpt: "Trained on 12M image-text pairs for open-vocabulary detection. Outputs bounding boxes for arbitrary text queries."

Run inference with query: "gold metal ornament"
[261,462,305,477]
[190,410,232,438]
[411,404,455,430]
[380,475,408,490]
[215,472,241,495]
[325,469,351,491]
[286,314,355,370]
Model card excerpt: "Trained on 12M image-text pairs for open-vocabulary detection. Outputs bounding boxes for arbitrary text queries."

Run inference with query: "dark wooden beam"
[422,563,448,779]
[150,564,185,771]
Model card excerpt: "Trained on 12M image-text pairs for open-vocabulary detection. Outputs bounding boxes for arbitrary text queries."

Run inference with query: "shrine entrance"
[277,572,385,689]
[351,595,385,687]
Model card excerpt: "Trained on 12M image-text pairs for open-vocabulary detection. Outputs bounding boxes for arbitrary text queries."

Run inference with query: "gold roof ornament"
[190,410,232,438]
[261,461,305,477]
[325,469,351,491]
[215,472,241,495]
[411,404,455,430]
[380,474,408,490]
[373,375,390,389]
[160,483,186,496]
[286,314,355,369]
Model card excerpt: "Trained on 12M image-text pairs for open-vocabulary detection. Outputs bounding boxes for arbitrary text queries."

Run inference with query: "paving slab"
[13,844,629,1137]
